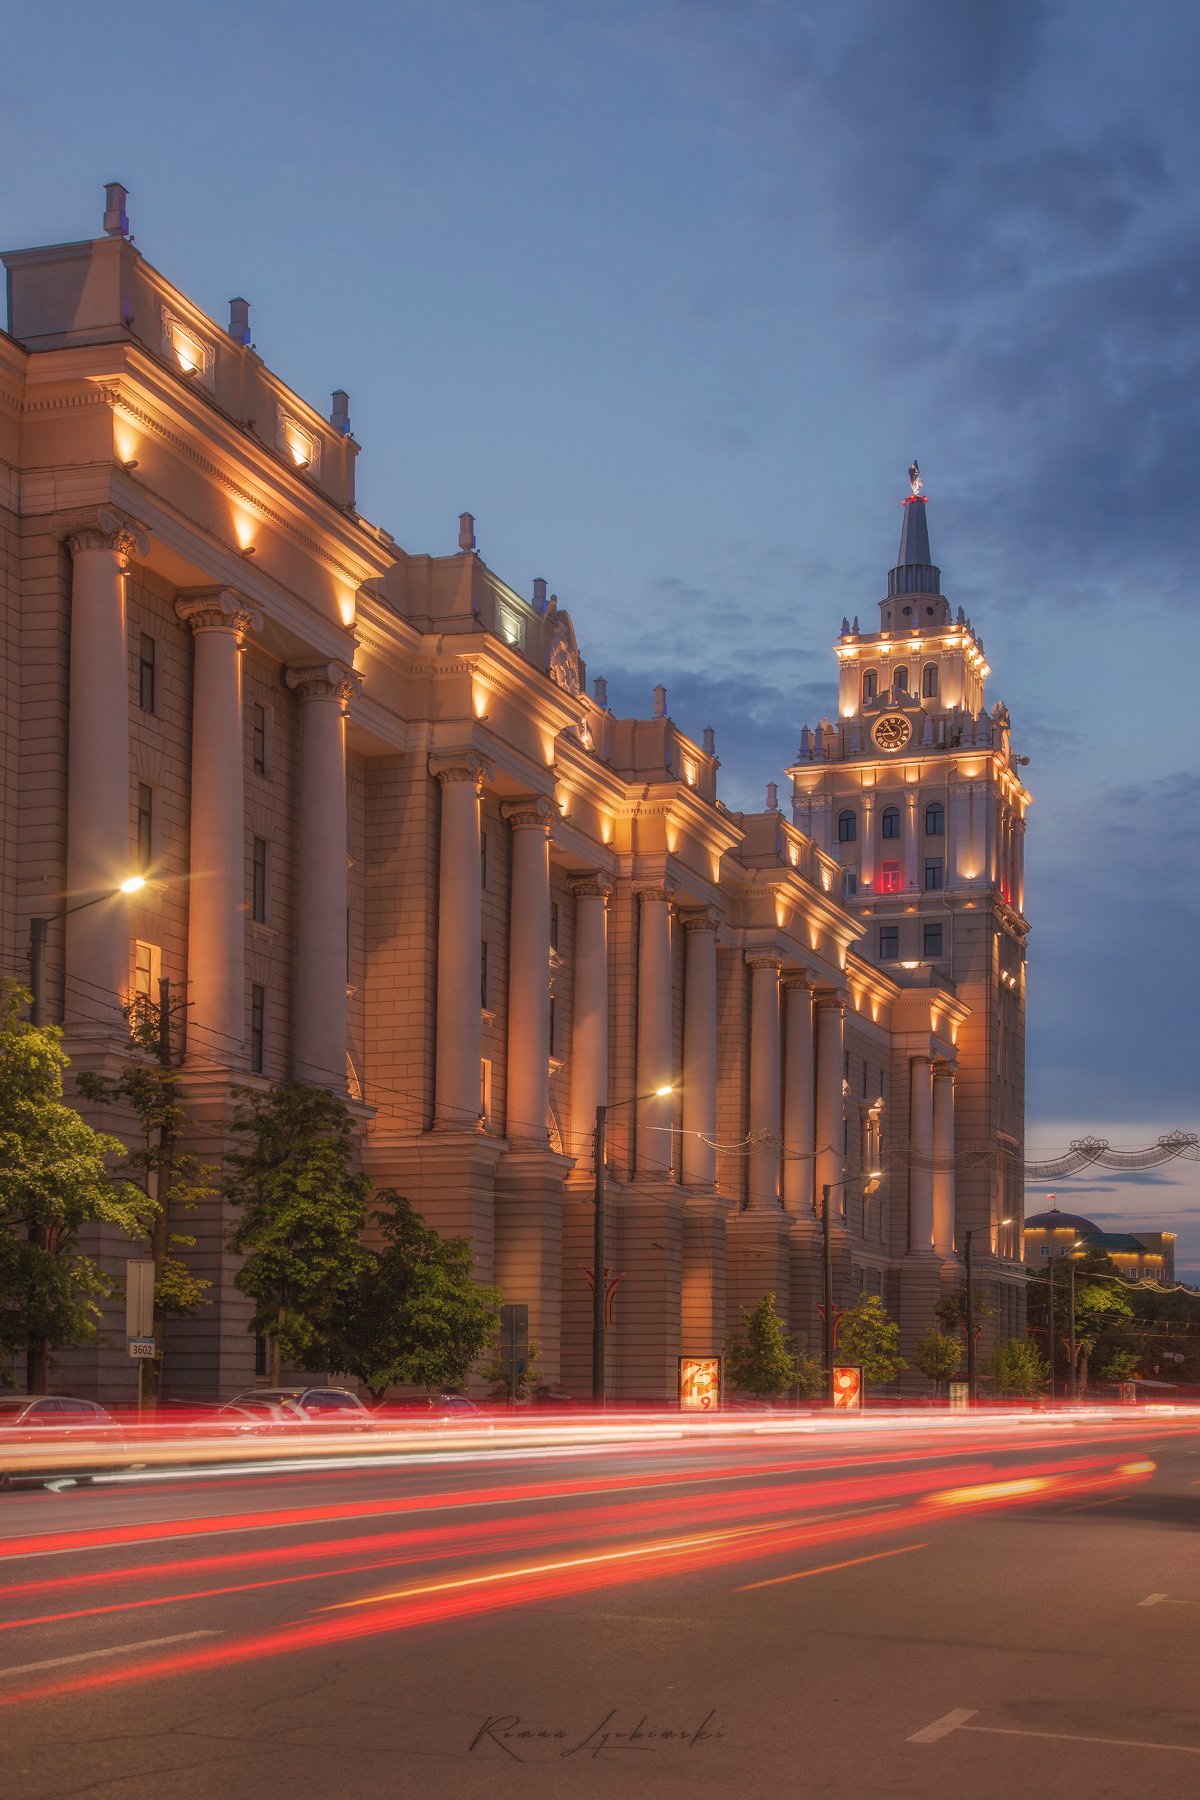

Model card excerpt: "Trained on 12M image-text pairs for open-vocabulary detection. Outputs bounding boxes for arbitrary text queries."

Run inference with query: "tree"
[0,983,156,1388]
[726,1293,801,1398]
[912,1330,964,1395]
[77,991,213,1400]
[483,1339,542,1401]
[1098,1348,1142,1386]
[224,1081,371,1384]
[979,1337,1049,1399]
[1070,1280,1133,1395]
[935,1282,994,1346]
[325,1192,501,1399]
[838,1294,907,1386]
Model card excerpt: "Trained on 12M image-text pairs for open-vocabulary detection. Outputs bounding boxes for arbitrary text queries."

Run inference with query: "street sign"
[679,1356,721,1411]
[948,1380,969,1410]
[498,1303,528,1348]
[125,1260,155,1339]
[128,1338,156,1359]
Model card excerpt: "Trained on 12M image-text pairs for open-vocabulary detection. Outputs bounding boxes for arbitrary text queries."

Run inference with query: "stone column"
[908,1055,935,1252]
[747,952,782,1210]
[286,662,358,1087]
[57,509,148,1031]
[502,796,554,1148]
[809,795,832,854]
[635,882,675,1178]
[681,909,719,1188]
[568,874,610,1167]
[782,973,814,1213]
[813,990,846,1214]
[950,781,972,883]
[904,787,920,891]
[429,753,491,1129]
[860,792,876,889]
[177,590,260,1065]
[932,1060,956,1256]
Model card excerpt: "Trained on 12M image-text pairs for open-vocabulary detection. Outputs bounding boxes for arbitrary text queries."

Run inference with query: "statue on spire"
[908,460,923,497]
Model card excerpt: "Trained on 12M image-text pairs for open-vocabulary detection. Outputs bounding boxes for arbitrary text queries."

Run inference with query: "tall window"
[879,925,899,960]
[252,703,267,776]
[250,984,265,1073]
[136,784,153,872]
[922,663,939,698]
[133,940,161,1001]
[923,922,944,958]
[841,868,858,900]
[480,940,489,1009]
[924,858,944,891]
[879,862,901,894]
[550,902,560,951]
[138,634,156,713]
[881,806,900,839]
[893,665,909,693]
[252,837,268,923]
[837,810,857,843]
[862,669,877,703]
[549,996,558,1057]
[925,801,945,836]
[480,831,488,890]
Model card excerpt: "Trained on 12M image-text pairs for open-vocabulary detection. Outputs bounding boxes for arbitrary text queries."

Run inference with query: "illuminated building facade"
[0,193,1026,1399]
[1024,1205,1175,1284]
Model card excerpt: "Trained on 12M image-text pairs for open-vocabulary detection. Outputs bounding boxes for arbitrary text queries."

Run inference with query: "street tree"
[912,1330,964,1396]
[224,1081,370,1384]
[726,1293,801,1398]
[838,1294,907,1386]
[0,983,155,1388]
[979,1337,1049,1399]
[325,1192,501,1399]
[1098,1348,1142,1385]
[483,1338,543,1401]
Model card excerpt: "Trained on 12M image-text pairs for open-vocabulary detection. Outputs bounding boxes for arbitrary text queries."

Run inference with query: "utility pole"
[821,1183,835,1408]
[592,1103,606,1407]
[143,976,172,1408]
[1047,1250,1055,1401]
[29,917,48,1027]
[965,1228,977,1404]
[1068,1256,1077,1404]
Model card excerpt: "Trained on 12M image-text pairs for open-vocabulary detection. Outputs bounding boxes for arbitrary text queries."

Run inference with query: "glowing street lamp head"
[654,1084,674,1097]
[119,876,146,895]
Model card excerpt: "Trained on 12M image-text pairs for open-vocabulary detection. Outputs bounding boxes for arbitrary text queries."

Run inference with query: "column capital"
[813,987,848,1012]
[569,871,613,901]
[53,506,149,562]
[633,879,677,907]
[931,1058,956,1081]
[429,751,492,791]
[501,794,555,832]
[781,968,815,991]
[176,587,262,638]
[909,1050,934,1068]
[286,659,360,707]
[745,949,782,972]
[680,905,720,933]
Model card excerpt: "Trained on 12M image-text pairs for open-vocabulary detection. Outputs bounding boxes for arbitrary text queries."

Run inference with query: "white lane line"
[962,1724,1200,1756]
[0,1629,219,1680]
[1139,1593,1168,1606]
[908,1708,977,1742]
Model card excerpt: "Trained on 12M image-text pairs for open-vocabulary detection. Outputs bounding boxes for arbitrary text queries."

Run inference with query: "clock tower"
[789,468,1031,1350]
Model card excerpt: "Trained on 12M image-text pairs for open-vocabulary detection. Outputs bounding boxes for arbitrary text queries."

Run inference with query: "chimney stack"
[330,390,352,435]
[458,512,476,553]
[103,182,129,239]
[652,685,667,719]
[532,577,547,613]
[593,676,608,710]
[228,297,251,345]
[702,726,715,756]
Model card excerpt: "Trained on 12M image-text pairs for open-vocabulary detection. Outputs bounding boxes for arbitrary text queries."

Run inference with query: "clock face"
[872,714,912,751]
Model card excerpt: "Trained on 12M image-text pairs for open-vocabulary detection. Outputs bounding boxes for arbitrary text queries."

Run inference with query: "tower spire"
[889,460,940,597]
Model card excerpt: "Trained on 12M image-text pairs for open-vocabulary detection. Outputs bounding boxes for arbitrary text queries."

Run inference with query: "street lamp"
[593,1083,675,1406]
[28,877,146,1025]
[965,1217,1012,1406]
[819,1171,882,1407]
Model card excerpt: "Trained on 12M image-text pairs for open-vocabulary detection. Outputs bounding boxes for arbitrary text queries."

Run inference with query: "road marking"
[734,1542,928,1591]
[908,1708,978,1742]
[1063,1495,1129,1514]
[1139,1593,1168,1606]
[0,1629,219,1680]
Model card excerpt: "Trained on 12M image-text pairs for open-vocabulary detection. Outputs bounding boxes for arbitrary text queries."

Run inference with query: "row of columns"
[58,512,355,1086]
[908,1054,956,1256]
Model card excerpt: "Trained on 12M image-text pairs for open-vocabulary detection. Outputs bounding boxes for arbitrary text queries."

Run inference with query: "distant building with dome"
[1023,1200,1175,1283]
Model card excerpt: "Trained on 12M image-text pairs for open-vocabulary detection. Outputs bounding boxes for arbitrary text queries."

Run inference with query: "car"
[230,1387,374,1429]
[0,1395,124,1485]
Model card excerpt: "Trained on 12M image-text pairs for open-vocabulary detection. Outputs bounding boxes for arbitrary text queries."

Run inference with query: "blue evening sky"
[5,1,1198,1266]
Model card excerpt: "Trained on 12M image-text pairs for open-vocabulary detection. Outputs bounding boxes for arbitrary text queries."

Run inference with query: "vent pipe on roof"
[228,297,251,345]
[458,513,476,553]
[330,390,351,435]
[103,183,129,238]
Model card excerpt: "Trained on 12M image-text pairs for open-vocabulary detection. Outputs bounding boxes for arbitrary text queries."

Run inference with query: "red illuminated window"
[879,863,901,894]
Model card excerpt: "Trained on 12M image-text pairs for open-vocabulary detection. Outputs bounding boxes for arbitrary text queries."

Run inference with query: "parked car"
[230,1387,374,1429]
[0,1396,124,1484]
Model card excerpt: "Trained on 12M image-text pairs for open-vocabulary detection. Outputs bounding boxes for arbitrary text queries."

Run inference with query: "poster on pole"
[125,1260,155,1340]
[948,1381,969,1410]
[679,1356,721,1411]
[832,1364,864,1409]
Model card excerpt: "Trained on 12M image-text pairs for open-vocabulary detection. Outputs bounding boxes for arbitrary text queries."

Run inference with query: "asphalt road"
[0,1414,1196,1799]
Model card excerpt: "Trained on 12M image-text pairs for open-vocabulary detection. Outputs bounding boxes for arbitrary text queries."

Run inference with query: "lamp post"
[28,876,146,1025]
[965,1216,1012,1406]
[820,1171,882,1407]
[593,1084,674,1406]
[1068,1237,1085,1404]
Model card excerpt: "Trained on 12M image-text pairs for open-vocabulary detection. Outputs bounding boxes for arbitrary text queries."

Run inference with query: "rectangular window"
[136,784,153,872]
[138,634,156,713]
[923,922,944,958]
[252,703,267,776]
[480,831,488,890]
[924,858,944,891]
[252,837,268,923]
[879,925,899,960]
[550,902,560,951]
[879,862,902,894]
[254,1333,271,1378]
[480,1057,493,1123]
[250,984,265,1073]
[549,996,557,1057]
[133,940,161,1000]
[480,940,489,1009]
[842,868,858,900]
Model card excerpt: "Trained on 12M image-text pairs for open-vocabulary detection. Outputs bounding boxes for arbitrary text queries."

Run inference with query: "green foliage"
[838,1294,907,1385]
[980,1336,1049,1398]
[934,1283,994,1339]
[224,1081,371,1381]
[483,1338,542,1400]
[912,1330,964,1392]
[792,1351,827,1398]
[0,983,156,1383]
[726,1293,801,1397]
[325,1192,501,1398]
[1098,1348,1142,1385]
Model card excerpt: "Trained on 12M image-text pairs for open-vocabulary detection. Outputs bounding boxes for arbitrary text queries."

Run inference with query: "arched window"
[862,669,877,703]
[892,665,909,693]
[881,806,900,839]
[837,809,857,843]
[922,663,939,698]
[925,801,945,836]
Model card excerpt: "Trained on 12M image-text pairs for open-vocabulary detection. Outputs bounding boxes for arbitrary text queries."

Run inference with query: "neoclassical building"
[0,192,1030,1401]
